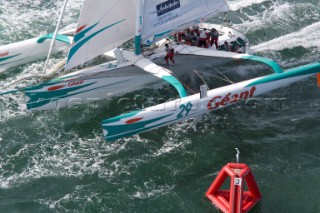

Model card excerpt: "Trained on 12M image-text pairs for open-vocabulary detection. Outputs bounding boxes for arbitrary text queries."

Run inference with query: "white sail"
[65,0,137,70]
[141,0,228,44]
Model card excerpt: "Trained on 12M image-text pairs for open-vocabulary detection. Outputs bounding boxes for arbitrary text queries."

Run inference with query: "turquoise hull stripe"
[25,79,131,109]
[67,19,126,63]
[0,89,22,96]
[162,75,187,98]
[23,79,66,91]
[134,35,142,55]
[26,83,96,109]
[102,113,174,141]
[247,62,320,87]
[0,56,34,67]
[0,54,22,63]
[240,55,283,73]
[102,110,141,125]
[37,33,70,44]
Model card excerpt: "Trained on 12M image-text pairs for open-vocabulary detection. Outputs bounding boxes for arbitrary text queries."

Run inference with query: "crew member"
[198,28,209,48]
[223,41,230,52]
[184,29,194,45]
[165,44,175,65]
[210,28,219,49]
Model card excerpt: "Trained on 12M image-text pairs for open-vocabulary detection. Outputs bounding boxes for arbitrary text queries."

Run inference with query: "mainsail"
[65,0,137,70]
[141,0,228,44]
[65,0,228,69]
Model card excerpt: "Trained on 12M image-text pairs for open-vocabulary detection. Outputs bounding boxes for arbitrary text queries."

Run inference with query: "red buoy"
[206,163,262,213]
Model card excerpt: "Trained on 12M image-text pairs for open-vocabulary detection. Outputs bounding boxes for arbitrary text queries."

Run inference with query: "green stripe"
[162,75,187,98]
[67,19,126,64]
[25,83,96,109]
[134,35,142,55]
[37,33,70,44]
[154,30,172,38]
[247,62,320,87]
[240,55,283,73]
[102,113,174,141]
[102,110,141,125]
[0,54,22,63]
[0,89,22,96]
[25,79,131,110]
[73,23,98,43]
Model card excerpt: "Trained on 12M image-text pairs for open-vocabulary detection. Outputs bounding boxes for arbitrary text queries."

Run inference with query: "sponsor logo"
[68,80,84,87]
[0,51,9,57]
[156,0,180,16]
[207,86,257,110]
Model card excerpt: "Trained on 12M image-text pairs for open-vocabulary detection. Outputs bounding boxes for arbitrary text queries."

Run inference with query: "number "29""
[177,102,192,119]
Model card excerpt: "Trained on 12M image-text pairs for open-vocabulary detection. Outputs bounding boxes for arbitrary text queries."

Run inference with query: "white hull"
[0,34,71,72]
[24,60,161,111]
[102,62,320,141]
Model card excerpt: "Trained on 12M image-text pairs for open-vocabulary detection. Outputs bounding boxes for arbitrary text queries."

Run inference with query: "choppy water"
[0,0,320,212]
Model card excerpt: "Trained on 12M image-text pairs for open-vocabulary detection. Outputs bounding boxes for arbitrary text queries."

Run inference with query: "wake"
[251,21,320,52]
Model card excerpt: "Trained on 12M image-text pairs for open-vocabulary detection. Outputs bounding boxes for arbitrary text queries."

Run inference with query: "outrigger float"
[0,0,319,141]
[101,59,320,141]
[0,29,72,73]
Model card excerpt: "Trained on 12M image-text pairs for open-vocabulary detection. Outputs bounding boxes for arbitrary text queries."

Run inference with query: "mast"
[134,0,144,55]
[43,0,69,74]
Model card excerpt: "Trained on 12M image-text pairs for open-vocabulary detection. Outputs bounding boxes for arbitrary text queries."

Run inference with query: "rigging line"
[204,0,209,9]
[178,44,234,84]
[203,62,234,84]
[196,70,234,84]
[159,65,196,94]
[225,0,230,11]
[193,69,209,89]
[42,0,69,77]
[178,79,196,94]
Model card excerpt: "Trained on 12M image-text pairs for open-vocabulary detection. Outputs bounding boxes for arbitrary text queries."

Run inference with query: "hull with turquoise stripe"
[102,62,320,141]
[0,33,71,73]
[24,60,161,111]
[22,50,188,111]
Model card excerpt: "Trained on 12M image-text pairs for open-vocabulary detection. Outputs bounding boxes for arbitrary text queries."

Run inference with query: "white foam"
[151,123,192,157]
[37,188,102,210]
[251,21,320,52]
[228,0,271,11]
[131,184,175,199]
[233,2,319,35]
[0,0,83,44]
[0,131,129,188]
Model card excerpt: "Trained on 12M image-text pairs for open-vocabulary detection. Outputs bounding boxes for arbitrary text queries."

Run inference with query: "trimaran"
[0,0,319,141]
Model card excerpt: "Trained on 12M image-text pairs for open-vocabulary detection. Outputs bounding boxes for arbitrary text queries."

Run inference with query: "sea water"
[0,0,319,212]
